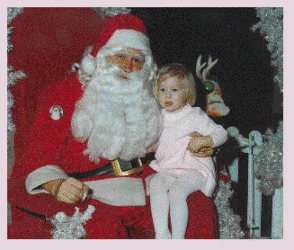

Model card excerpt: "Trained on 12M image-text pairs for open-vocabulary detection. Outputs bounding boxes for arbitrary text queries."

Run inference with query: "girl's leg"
[150,173,175,239]
[168,171,206,239]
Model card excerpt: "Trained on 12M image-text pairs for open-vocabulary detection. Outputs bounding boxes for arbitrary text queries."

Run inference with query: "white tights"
[150,171,206,239]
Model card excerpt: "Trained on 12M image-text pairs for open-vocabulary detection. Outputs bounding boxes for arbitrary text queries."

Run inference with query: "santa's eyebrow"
[134,54,145,62]
[114,49,128,56]
[115,52,127,57]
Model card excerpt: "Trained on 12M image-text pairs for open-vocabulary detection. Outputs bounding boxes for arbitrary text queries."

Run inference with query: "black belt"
[68,154,154,180]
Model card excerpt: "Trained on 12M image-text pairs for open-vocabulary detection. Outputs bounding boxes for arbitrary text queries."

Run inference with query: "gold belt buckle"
[111,158,144,176]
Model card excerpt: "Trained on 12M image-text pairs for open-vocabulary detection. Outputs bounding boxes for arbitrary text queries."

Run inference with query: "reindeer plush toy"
[196,55,230,118]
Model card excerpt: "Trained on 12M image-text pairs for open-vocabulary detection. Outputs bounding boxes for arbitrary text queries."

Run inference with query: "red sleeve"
[11,74,83,178]
[8,74,84,216]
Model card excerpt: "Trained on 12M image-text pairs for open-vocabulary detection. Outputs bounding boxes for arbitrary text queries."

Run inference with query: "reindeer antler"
[196,55,206,80]
[195,55,218,82]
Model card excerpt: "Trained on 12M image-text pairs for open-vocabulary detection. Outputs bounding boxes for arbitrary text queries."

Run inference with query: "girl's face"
[158,77,187,113]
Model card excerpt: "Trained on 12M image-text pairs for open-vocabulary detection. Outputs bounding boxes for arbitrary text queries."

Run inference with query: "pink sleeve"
[196,108,228,148]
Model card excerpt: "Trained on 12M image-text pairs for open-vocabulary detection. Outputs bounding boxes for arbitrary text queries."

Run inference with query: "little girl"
[149,63,228,239]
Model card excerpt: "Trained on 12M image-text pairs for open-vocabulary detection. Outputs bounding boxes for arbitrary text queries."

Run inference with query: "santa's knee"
[84,200,129,239]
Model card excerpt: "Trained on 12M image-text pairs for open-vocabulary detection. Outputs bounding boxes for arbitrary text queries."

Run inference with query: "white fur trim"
[26,165,68,194]
[85,178,146,206]
[105,29,150,51]
[80,55,96,75]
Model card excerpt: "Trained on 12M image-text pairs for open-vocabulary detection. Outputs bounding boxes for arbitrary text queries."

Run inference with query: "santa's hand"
[188,132,214,157]
[56,177,90,203]
[192,147,214,157]
[43,178,90,204]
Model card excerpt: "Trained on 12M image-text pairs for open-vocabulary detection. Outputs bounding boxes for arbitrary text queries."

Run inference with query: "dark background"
[132,7,283,136]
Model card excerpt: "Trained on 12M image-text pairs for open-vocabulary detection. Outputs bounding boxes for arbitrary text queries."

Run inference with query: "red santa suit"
[8,13,218,239]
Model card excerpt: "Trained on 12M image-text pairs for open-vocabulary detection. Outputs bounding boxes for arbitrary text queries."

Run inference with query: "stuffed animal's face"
[205,81,230,117]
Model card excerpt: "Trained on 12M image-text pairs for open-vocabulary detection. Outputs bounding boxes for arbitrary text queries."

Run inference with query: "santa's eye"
[117,54,126,59]
[134,57,144,63]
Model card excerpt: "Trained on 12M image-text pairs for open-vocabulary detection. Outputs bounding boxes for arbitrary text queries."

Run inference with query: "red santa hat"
[80,14,150,75]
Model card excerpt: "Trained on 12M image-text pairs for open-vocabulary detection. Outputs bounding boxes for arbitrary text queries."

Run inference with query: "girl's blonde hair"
[153,63,196,106]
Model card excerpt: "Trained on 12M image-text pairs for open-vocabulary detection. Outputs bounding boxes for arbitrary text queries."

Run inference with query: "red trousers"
[8,191,218,239]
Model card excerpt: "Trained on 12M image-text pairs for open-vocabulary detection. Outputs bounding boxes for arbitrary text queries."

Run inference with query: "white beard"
[71,54,162,162]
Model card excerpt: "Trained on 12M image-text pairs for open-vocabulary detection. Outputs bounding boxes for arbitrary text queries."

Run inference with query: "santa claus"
[8,14,218,239]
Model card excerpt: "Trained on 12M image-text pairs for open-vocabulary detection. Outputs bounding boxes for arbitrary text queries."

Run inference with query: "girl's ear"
[152,83,158,98]
[185,90,189,103]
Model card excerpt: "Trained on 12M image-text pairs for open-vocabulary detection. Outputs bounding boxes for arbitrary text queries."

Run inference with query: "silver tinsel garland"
[7,7,26,133]
[7,7,23,26]
[255,122,283,196]
[7,66,26,132]
[7,6,26,225]
[214,177,245,239]
[50,205,95,239]
[93,7,131,19]
[251,7,283,93]
[251,7,283,196]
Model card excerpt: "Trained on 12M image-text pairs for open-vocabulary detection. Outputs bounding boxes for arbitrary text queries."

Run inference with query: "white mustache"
[111,64,146,82]
[116,72,130,80]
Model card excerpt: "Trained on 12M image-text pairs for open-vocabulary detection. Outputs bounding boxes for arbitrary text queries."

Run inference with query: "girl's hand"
[146,144,155,154]
[188,132,214,157]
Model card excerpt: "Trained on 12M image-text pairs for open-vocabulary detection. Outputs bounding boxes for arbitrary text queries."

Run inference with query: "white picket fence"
[227,127,283,239]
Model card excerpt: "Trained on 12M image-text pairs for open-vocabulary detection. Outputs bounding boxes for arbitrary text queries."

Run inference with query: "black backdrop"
[132,7,281,135]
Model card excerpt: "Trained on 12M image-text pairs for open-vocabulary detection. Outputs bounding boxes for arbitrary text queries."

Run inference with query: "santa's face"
[106,48,145,78]
[72,46,162,162]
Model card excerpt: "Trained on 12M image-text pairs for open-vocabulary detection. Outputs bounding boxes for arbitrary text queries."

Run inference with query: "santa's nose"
[121,60,133,73]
